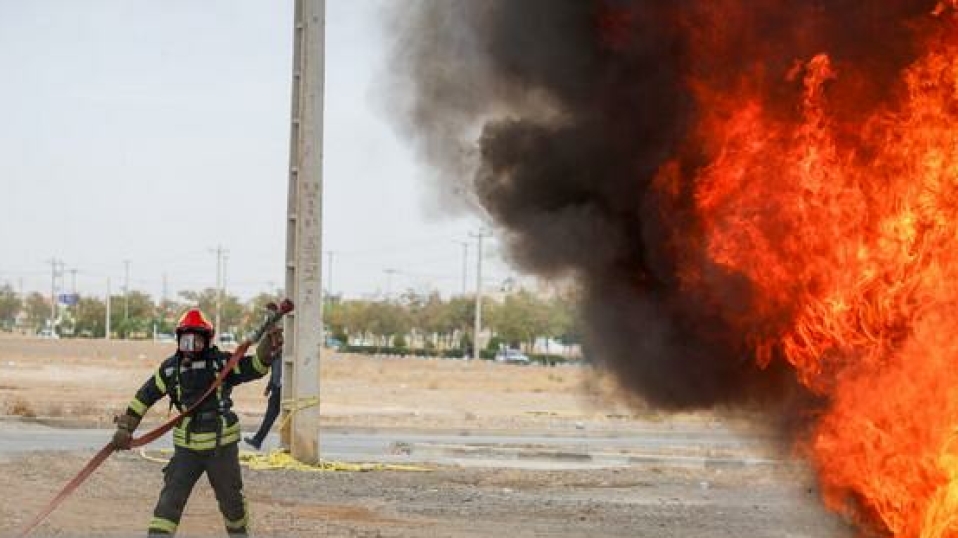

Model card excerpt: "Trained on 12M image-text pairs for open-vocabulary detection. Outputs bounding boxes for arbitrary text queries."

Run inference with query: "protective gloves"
[112,413,141,450]
[255,327,284,366]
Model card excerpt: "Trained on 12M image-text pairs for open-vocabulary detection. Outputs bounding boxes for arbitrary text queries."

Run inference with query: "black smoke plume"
[383,0,935,409]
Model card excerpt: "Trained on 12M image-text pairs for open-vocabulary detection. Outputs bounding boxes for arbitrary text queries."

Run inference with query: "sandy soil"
[0,450,852,538]
[0,336,849,537]
[0,335,640,431]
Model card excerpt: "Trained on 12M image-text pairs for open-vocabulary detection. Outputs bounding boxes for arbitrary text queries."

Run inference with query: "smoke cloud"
[383,0,937,409]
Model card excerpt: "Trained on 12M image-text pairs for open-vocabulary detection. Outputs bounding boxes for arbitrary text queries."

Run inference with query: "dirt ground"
[0,336,850,537]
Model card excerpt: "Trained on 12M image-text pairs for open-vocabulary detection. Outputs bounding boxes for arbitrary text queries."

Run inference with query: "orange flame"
[662,8,958,537]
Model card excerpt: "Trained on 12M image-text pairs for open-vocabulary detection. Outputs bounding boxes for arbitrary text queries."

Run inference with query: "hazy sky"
[0,0,516,303]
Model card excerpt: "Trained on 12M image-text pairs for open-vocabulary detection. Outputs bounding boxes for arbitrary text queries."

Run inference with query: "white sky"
[0,0,518,302]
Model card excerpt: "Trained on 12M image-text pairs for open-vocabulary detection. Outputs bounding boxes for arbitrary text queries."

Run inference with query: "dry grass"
[9,398,35,418]
[0,335,646,431]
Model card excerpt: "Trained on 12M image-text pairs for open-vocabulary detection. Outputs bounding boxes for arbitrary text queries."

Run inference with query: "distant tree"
[24,292,50,330]
[445,296,476,349]
[549,292,583,347]
[178,288,244,337]
[179,289,217,318]
[0,284,20,329]
[364,300,409,347]
[126,291,155,320]
[108,291,155,338]
[342,301,374,345]
[412,292,449,348]
[325,299,351,343]
[74,296,107,337]
[487,291,546,350]
[239,292,293,337]
[156,297,186,334]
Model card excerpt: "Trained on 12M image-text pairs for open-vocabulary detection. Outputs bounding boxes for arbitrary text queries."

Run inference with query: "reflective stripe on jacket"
[125,346,269,450]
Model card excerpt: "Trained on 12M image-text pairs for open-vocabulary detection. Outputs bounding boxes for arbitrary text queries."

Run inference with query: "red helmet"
[176,308,214,337]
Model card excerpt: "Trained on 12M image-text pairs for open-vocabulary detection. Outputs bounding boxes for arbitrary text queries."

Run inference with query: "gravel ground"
[1,449,853,538]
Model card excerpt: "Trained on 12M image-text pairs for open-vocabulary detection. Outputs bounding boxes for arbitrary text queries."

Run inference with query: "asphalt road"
[0,420,780,469]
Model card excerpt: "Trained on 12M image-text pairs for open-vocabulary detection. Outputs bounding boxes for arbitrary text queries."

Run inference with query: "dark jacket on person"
[124,346,270,451]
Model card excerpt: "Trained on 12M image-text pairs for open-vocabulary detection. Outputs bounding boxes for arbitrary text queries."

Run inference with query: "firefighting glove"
[255,327,284,366]
[112,413,140,450]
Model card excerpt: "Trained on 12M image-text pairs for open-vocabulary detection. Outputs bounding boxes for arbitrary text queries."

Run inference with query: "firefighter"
[111,307,283,537]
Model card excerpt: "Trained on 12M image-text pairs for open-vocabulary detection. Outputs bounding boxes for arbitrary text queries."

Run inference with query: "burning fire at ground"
[388,1,958,535]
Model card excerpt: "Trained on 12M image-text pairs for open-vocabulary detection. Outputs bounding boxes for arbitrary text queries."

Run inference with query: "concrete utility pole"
[223,252,230,334]
[454,240,468,295]
[210,246,228,338]
[384,268,399,300]
[105,277,112,340]
[47,258,60,331]
[281,0,325,464]
[123,260,131,321]
[469,230,492,357]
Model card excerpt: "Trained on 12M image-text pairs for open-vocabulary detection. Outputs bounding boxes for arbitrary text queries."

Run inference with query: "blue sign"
[58,293,79,306]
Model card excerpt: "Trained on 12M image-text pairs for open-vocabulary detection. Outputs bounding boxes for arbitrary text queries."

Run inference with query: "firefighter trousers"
[147,443,248,536]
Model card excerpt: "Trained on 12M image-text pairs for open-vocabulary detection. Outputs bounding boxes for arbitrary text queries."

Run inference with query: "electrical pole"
[47,258,59,332]
[223,252,229,336]
[123,259,131,321]
[69,268,77,294]
[384,268,399,301]
[469,230,491,358]
[282,0,325,464]
[453,240,468,295]
[105,277,112,340]
[210,246,228,339]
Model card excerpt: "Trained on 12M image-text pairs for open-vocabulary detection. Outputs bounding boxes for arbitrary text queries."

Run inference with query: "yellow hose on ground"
[138,447,430,472]
[137,396,428,472]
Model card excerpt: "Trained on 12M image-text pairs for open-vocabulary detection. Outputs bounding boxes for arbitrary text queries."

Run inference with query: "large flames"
[668,4,958,536]
[390,0,958,534]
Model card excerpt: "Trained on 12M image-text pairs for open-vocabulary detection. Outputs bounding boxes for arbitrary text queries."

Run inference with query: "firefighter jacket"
[124,346,271,451]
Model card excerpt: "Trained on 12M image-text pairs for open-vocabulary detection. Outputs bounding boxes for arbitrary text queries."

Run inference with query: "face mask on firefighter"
[178,333,207,353]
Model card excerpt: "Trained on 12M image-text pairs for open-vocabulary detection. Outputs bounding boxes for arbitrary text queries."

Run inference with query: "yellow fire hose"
[138,447,430,472]
[138,396,430,472]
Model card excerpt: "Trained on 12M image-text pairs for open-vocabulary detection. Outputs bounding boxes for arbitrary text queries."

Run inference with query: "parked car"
[37,329,59,340]
[218,333,238,347]
[495,348,530,365]
[156,333,176,344]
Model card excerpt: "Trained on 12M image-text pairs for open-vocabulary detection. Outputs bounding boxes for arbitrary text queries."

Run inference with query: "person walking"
[244,318,283,451]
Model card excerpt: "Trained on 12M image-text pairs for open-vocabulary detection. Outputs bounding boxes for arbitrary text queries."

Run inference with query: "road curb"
[407,442,786,469]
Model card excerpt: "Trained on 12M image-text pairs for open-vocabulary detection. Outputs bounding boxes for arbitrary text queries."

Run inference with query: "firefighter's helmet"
[175,308,214,337]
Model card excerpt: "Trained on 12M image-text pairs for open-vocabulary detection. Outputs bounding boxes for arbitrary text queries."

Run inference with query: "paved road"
[0,420,780,469]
